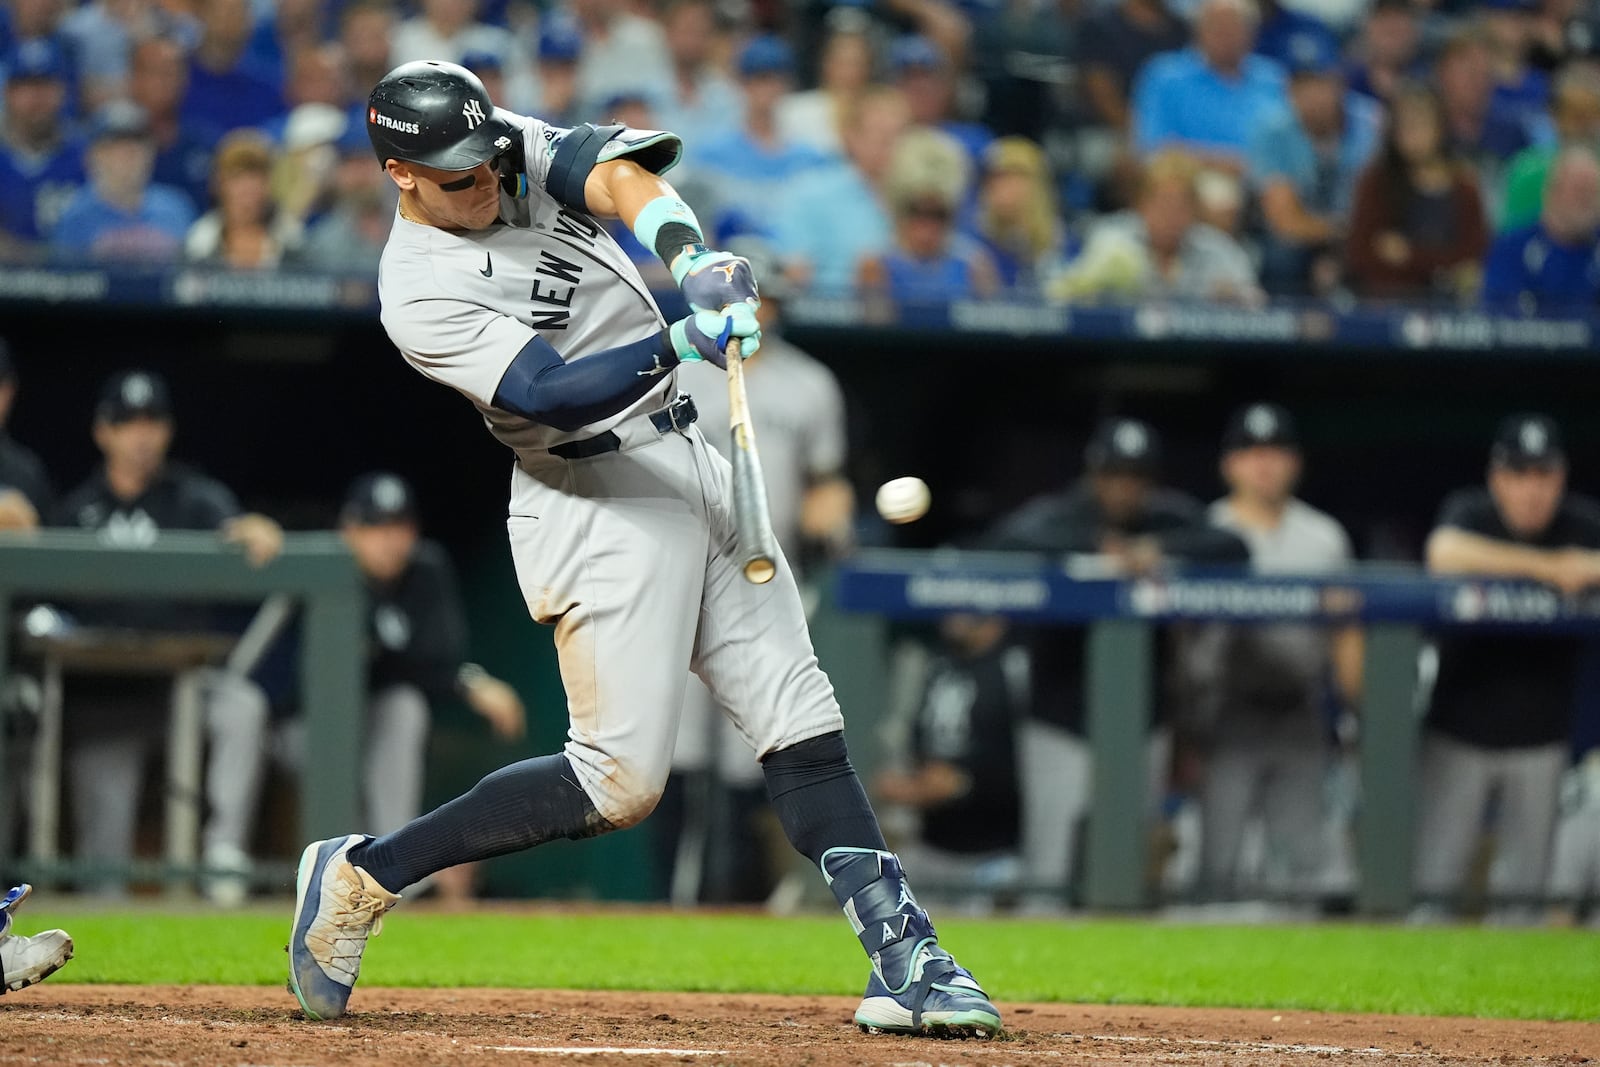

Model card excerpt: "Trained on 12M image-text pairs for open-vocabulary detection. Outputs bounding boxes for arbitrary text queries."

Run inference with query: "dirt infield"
[0,986,1595,1066]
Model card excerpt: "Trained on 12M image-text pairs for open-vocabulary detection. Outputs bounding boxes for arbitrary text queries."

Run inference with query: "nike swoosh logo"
[480,253,493,278]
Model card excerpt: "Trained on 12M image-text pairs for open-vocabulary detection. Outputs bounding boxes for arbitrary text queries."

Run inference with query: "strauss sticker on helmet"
[371,108,421,134]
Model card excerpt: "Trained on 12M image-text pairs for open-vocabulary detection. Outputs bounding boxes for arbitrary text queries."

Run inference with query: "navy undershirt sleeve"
[546,123,624,212]
[491,330,678,431]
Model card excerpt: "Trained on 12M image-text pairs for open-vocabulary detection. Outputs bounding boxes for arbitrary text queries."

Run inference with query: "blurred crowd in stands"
[5,0,1600,309]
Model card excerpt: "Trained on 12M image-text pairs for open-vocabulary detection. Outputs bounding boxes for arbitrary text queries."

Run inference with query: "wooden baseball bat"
[725,340,778,584]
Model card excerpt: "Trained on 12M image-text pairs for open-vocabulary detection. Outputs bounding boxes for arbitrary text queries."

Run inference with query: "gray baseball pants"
[1413,728,1566,905]
[506,421,845,829]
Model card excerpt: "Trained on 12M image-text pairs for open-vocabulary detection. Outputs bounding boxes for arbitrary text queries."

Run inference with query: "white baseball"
[875,476,931,525]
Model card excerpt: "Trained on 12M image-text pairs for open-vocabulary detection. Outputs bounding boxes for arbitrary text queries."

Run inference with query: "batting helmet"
[367,60,518,171]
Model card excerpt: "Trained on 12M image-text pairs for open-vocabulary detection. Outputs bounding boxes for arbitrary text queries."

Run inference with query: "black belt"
[549,394,698,460]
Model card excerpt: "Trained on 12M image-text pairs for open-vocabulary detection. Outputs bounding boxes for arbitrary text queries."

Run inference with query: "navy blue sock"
[349,754,611,892]
[762,731,886,866]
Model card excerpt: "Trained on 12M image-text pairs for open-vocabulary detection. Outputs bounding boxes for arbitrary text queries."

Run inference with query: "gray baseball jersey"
[1205,497,1353,705]
[380,109,677,457]
[376,110,845,826]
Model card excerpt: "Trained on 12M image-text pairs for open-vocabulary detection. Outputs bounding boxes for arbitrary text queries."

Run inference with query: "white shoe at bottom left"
[1,884,74,994]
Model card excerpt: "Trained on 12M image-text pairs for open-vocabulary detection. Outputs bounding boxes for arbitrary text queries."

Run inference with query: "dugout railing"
[0,530,364,887]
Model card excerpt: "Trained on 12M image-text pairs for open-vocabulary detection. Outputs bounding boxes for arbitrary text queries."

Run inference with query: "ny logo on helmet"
[463,98,487,129]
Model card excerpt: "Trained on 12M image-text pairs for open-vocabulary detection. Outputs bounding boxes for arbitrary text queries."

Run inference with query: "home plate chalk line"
[476,1036,1431,1060]
[480,1048,730,1056]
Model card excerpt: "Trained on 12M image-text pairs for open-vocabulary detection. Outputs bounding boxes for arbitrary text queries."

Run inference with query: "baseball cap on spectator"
[5,39,68,83]
[1085,417,1163,477]
[0,338,14,383]
[738,35,794,78]
[1283,31,1342,78]
[538,15,583,62]
[97,370,173,424]
[461,50,503,75]
[342,471,418,525]
[890,35,946,74]
[283,102,348,152]
[1491,414,1566,469]
[1222,402,1300,452]
[89,100,152,143]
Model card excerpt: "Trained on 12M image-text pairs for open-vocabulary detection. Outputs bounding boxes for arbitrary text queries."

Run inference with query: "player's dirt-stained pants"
[506,415,846,829]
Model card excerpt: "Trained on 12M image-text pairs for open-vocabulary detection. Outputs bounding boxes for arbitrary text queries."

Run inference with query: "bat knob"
[744,558,776,585]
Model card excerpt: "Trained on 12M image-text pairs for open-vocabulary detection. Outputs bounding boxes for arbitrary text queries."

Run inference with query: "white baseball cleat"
[1,884,74,994]
[853,943,1002,1037]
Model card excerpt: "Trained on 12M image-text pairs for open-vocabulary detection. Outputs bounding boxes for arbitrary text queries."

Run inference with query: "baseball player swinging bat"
[724,339,778,584]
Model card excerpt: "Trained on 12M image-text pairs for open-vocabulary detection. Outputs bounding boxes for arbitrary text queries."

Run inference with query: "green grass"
[17,907,1600,1021]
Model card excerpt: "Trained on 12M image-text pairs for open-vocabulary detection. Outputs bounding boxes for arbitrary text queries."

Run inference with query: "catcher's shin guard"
[820,847,1000,1035]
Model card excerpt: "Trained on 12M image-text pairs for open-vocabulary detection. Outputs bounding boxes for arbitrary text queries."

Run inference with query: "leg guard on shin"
[821,847,1001,1036]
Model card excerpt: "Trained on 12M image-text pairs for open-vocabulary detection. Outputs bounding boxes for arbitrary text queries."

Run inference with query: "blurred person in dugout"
[986,418,1249,909]
[1182,404,1361,903]
[656,239,855,904]
[47,369,283,898]
[874,613,1027,914]
[858,127,999,306]
[1549,738,1600,926]
[1,340,53,859]
[0,340,53,530]
[1551,561,1600,928]
[239,473,527,902]
[1418,414,1600,922]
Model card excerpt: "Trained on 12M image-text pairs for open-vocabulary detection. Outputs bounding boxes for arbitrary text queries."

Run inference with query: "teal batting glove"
[668,308,762,370]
